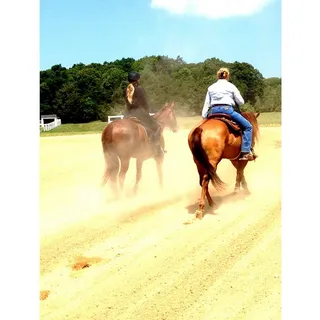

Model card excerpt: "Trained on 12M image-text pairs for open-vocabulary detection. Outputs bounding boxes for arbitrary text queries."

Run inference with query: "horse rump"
[101,125,120,186]
[189,127,225,191]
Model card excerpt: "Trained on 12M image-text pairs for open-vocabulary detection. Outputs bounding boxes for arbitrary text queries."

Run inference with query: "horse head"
[154,102,179,133]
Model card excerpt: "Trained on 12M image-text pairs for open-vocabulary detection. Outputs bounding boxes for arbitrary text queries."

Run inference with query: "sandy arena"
[40,126,281,319]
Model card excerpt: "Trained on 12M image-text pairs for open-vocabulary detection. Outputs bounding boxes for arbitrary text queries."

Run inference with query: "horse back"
[102,118,150,156]
[103,118,148,142]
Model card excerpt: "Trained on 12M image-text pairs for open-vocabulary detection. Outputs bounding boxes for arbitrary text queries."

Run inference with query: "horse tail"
[189,127,226,191]
[101,149,119,186]
[101,127,120,186]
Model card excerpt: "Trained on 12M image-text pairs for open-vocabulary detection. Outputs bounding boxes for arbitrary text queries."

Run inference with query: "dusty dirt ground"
[40,126,281,320]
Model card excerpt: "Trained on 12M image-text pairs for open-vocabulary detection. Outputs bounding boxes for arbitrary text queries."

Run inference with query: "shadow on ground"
[185,190,250,216]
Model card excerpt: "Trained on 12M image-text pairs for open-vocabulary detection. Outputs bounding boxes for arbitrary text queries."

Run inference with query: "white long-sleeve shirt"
[201,79,245,118]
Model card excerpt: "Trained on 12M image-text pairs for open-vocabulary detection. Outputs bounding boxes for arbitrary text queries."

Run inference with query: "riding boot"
[152,128,163,157]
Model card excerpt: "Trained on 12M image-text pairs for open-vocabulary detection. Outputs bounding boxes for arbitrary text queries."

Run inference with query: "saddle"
[207,113,242,134]
[128,117,154,142]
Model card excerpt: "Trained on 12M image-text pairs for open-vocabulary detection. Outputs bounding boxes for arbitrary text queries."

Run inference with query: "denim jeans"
[207,105,253,153]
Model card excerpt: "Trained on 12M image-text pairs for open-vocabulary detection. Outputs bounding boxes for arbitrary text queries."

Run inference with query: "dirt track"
[40,127,281,319]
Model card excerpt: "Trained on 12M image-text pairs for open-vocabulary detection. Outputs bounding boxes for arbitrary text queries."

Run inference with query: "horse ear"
[256,112,260,118]
[170,102,175,108]
[164,102,169,107]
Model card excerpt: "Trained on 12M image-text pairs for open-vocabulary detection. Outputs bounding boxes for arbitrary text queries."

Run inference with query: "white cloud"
[150,0,276,19]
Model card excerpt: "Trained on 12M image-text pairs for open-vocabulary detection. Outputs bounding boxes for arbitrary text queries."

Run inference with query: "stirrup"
[239,152,254,161]
[250,149,258,161]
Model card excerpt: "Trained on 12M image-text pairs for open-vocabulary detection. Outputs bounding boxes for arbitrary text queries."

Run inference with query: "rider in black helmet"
[123,71,163,157]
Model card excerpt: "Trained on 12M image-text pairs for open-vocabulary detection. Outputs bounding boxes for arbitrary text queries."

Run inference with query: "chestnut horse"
[101,102,178,197]
[188,112,260,219]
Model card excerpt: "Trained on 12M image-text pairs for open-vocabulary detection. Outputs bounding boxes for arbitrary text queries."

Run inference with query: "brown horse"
[101,102,178,197]
[188,112,260,219]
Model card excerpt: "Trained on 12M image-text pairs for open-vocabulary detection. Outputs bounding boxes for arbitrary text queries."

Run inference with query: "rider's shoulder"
[134,86,146,94]
[227,81,239,90]
[208,79,230,89]
[208,82,219,90]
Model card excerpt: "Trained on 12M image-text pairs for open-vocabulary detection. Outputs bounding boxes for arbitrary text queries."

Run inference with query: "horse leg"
[133,158,143,195]
[241,173,250,194]
[196,161,214,207]
[195,174,210,219]
[155,155,164,189]
[109,170,119,198]
[234,168,242,194]
[119,157,130,195]
[205,185,214,207]
[102,151,119,198]
[231,160,248,194]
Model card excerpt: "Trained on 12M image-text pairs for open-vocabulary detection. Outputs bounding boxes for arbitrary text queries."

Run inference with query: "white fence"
[40,119,62,131]
[107,115,124,123]
[107,113,155,123]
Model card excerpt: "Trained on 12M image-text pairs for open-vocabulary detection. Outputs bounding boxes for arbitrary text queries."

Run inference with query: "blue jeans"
[207,105,252,153]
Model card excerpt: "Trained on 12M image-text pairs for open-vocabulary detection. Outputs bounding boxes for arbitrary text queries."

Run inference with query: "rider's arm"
[232,84,245,107]
[201,90,210,119]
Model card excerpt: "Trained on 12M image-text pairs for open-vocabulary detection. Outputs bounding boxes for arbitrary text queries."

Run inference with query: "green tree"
[40,56,281,123]
[230,62,265,105]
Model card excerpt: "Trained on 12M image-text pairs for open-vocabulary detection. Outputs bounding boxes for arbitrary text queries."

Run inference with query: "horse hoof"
[195,210,204,220]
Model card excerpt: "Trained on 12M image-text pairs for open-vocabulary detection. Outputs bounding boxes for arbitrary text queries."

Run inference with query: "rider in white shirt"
[201,68,257,161]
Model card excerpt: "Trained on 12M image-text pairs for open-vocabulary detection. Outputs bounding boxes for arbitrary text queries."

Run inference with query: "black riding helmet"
[128,71,141,83]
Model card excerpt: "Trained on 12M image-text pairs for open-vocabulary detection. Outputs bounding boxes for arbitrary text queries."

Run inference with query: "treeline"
[40,55,281,123]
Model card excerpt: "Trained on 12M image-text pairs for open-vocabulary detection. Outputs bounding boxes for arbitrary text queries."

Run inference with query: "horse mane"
[242,112,260,146]
[153,104,170,120]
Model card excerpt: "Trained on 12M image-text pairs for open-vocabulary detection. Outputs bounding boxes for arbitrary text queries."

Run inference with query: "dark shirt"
[124,86,150,113]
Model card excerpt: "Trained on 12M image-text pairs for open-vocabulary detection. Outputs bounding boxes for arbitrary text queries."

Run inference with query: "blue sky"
[40,0,281,78]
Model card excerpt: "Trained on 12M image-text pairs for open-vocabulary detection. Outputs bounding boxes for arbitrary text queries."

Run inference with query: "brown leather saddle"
[207,113,242,134]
